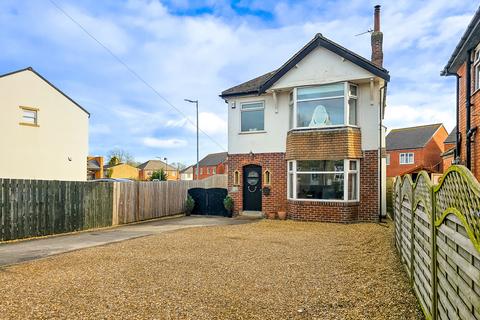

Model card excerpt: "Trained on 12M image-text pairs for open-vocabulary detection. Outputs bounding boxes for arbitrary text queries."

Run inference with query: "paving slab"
[0,215,251,267]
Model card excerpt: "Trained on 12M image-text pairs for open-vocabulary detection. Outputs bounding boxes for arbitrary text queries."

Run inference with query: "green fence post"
[431,186,438,320]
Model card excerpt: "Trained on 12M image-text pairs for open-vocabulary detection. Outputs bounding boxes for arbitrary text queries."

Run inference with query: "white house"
[220,6,388,222]
[0,67,89,181]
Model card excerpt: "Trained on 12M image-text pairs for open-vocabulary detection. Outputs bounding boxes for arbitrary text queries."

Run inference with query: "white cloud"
[142,137,187,148]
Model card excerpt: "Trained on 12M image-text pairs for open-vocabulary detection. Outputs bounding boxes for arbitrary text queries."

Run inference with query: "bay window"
[291,82,357,129]
[287,159,359,201]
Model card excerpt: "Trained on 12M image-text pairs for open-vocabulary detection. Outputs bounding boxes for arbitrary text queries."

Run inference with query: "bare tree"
[107,148,136,166]
[170,162,187,170]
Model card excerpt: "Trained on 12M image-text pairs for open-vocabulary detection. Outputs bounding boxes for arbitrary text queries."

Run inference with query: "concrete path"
[0,215,254,267]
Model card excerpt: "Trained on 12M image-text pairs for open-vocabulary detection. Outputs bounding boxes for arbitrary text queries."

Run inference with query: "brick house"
[441,127,456,172]
[386,124,448,178]
[137,160,179,181]
[220,6,389,222]
[193,152,228,180]
[441,6,480,180]
[87,156,104,180]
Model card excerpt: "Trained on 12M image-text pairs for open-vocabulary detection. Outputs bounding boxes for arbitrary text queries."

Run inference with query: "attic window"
[20,106,39,126]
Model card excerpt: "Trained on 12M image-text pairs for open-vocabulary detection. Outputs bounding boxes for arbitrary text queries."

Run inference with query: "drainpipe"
[454,74,461,162]
[379,83,387,222]
[466,49,473,169]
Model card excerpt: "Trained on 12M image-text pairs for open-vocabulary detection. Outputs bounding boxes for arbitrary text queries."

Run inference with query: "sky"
[1,0,478,165]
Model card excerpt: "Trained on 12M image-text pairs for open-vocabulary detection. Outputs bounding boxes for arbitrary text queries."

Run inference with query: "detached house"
[221,6,389,222]
[441,5,480,179]
[138,160,179,181]
[0,67,89,181]
[193,152,228,180]
[386,124,448,178]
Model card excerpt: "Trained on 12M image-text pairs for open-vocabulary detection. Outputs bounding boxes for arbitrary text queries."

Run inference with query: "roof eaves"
[0,67,90,117]
[442,5,480,75]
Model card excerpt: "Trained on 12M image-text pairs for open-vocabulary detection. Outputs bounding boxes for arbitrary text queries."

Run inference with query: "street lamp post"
[184,99,199,180]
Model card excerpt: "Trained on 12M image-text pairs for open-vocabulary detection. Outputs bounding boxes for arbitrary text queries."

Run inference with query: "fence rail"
[393,166,480,320]
[0,175,227,241]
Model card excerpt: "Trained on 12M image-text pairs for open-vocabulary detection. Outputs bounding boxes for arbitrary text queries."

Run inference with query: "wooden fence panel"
[393,166,480,320]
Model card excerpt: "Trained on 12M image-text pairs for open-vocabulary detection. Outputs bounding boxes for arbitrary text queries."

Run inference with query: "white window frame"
[290,82,358,130]
[213,167,216,175]
[20,106,39,126]
[474,45,480,91]
[240,101,265,133]
[399,153,414,165]
[386,154,390,166]
[287,159,360,202]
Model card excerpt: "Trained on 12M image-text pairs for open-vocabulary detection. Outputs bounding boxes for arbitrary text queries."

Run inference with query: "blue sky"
[1,0,478,165]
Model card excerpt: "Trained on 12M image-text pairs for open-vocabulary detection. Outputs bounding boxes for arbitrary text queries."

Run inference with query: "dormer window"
[291,82,357,129]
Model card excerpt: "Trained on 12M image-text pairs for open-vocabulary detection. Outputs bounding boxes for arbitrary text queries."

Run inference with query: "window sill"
[238,130,266,135]
[288,125,359,132]
[287,198,359,203]
[19,122,39,127]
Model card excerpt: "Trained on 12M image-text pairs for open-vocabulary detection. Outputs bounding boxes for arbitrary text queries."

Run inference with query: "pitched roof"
[198,152,228,167]
[0,67,90,117]
[104,163,139,170]
[444,126,457,144]
[220,33,390,98]
[137,160,177,171]
[442,5,480,75]
[386,124,444,151]
[180,165,194,173]
[87,159,101,170]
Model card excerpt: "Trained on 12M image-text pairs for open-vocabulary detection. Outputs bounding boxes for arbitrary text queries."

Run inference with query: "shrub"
[185,195,195,216]
[223,195,234,213]
[150,169,168,181]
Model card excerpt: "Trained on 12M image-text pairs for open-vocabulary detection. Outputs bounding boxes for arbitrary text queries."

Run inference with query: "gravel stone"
[0,220,423,319]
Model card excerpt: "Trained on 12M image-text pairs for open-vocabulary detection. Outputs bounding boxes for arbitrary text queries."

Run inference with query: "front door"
[243,165,262,211]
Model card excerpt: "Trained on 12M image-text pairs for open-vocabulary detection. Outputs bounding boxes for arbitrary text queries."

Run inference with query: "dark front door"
[243,165,262,211]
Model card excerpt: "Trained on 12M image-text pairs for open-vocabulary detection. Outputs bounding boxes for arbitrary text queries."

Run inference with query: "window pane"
[348,173,358,200]
[241,109,264,131]
[288,162,293,171]
[349,160,357,170]
[289,104,294,129]
[288,173,294,198]
[297,98,344,127]
[348,98,357,125]
[22,110,37,124]
[297,160,344,172]
[297,83,344,100]
[241,102,263,109]
[296,173,344,200]
[349,85,357,96]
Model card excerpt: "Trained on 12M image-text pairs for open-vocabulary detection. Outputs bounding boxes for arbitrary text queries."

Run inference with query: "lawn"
[0,220,422,319]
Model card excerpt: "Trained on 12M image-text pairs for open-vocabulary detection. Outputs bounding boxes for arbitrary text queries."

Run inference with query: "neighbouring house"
[138,160,179,181]
[180,165,194,180]
[220,6,389,222]
[104,163,139,180]
[386,124,448,178]
[441,127,456,172]
[193,152,228,180]
[441,5,480,180]
[0,67,89,181]
[87,156,104,180]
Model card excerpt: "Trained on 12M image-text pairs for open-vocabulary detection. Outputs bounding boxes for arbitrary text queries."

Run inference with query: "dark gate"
[187,188,230,217]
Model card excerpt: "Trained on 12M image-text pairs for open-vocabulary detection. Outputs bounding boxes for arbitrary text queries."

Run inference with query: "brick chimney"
[371,5,383,68]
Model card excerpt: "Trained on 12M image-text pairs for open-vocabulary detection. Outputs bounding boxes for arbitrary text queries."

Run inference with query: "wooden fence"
[393,166,480,320]
[0,175,227,241]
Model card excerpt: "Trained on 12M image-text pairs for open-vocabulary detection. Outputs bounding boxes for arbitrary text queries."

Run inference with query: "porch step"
[238,211,264,219]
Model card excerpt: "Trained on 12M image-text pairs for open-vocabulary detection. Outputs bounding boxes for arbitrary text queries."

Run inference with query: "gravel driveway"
[0,220,422,319]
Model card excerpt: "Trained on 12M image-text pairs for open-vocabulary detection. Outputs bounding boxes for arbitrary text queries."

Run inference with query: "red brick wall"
[228,150,379,223]
[359,150,379,222]
[386,149,424,177]
[193,162,227,180]
[287,200,359,222]
[227,153,286,217]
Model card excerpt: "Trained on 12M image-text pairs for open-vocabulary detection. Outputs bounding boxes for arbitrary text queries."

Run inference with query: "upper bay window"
[292,82,357,129]
[287,159,359,201]
[241,101,264,132]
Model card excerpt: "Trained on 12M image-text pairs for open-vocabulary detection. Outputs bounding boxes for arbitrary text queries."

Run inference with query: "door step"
[239,211,264,219]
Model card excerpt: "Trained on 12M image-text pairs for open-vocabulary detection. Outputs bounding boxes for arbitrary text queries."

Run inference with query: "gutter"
[466,49,473,169]
[455,74,461,163]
